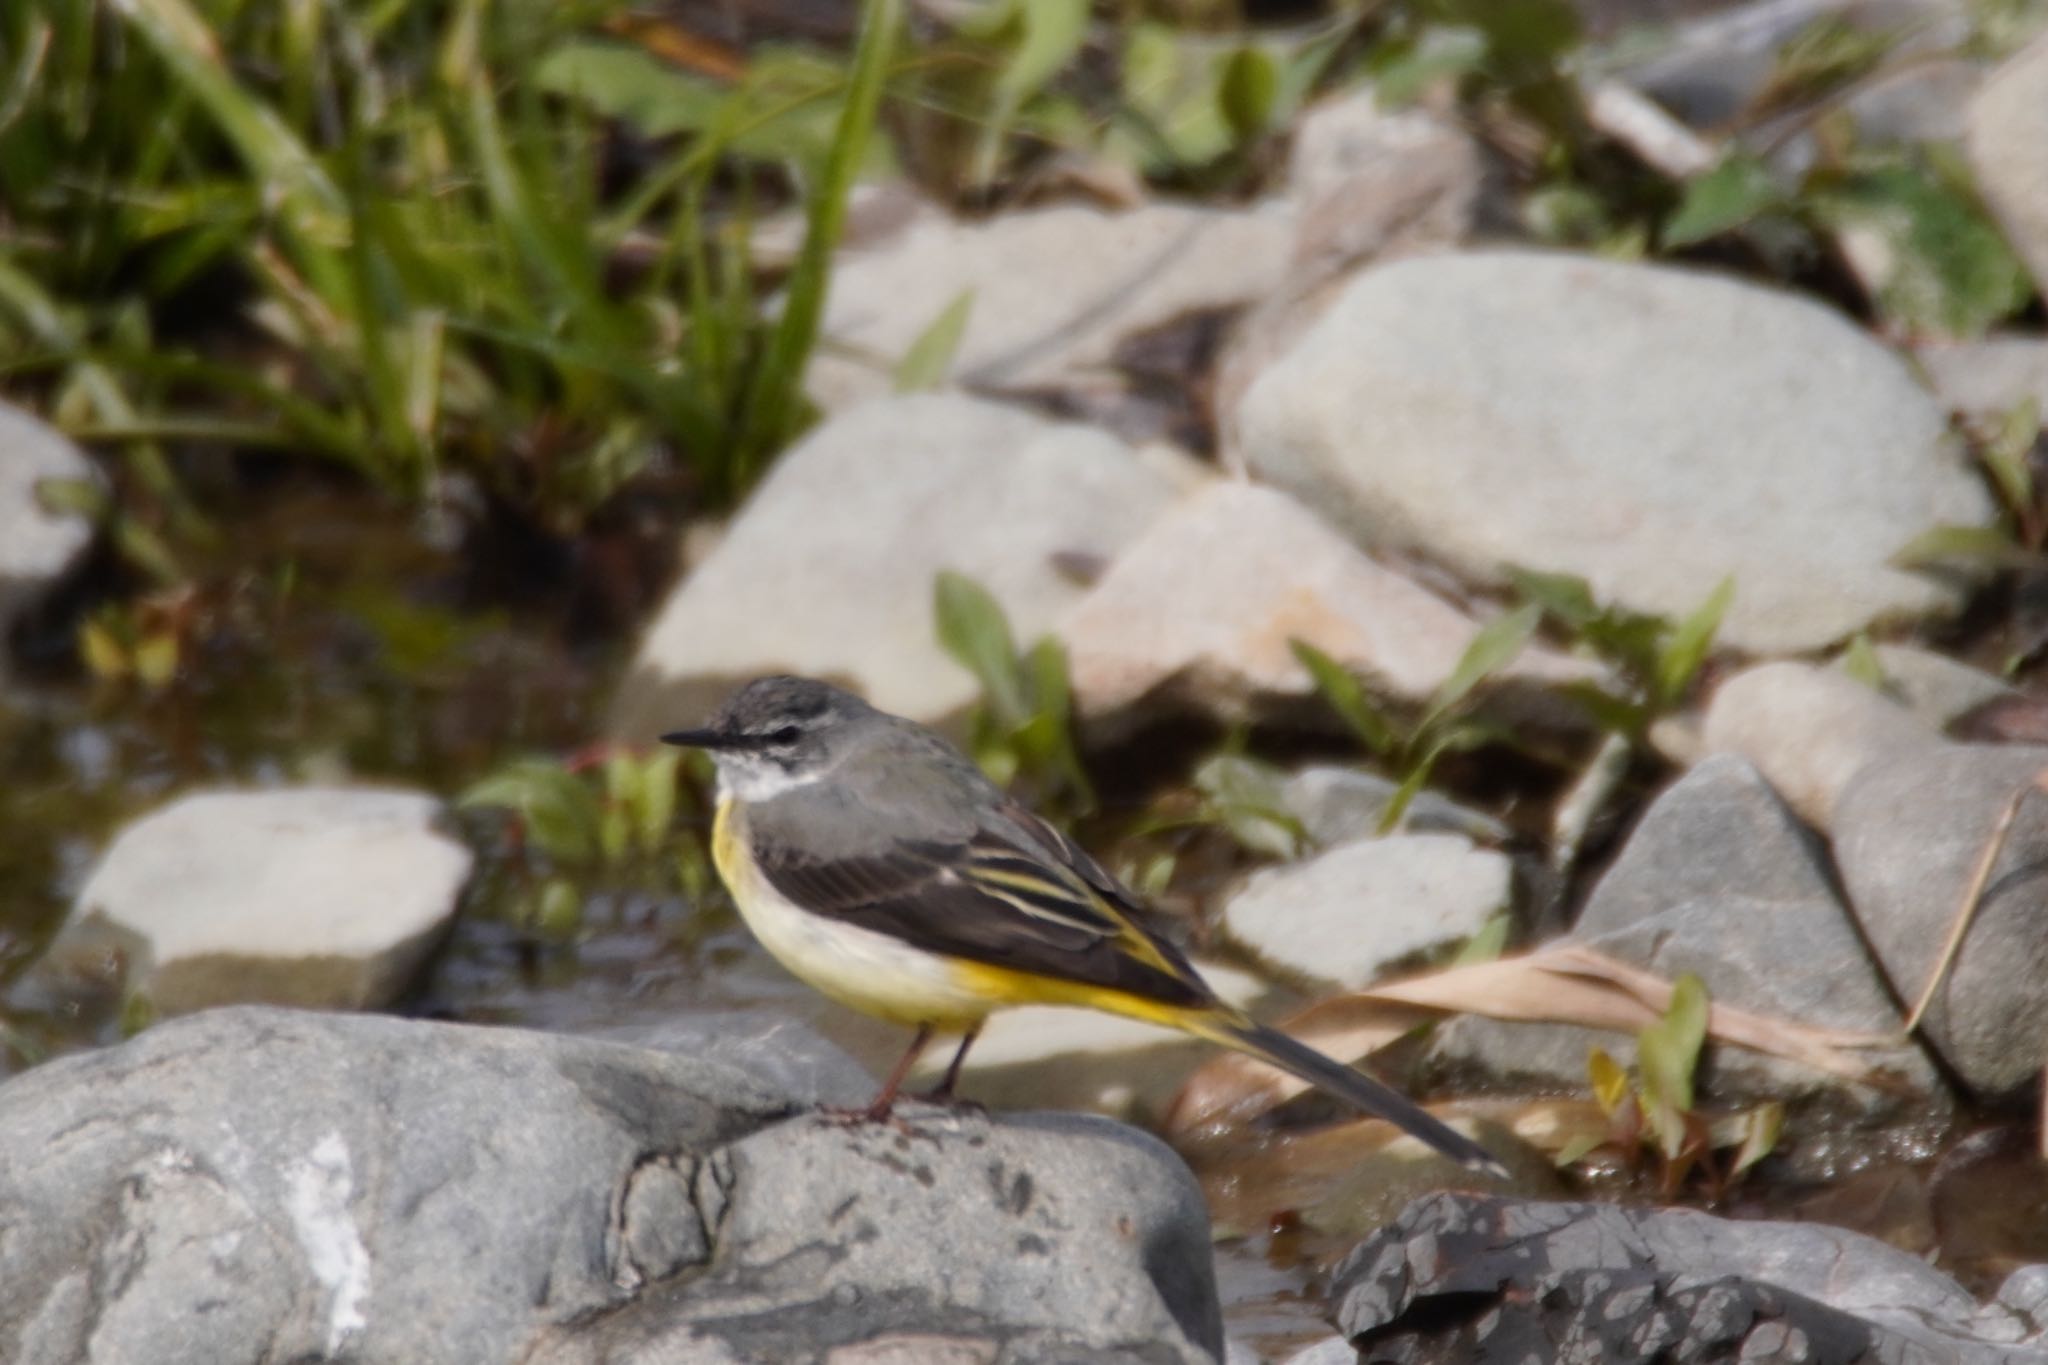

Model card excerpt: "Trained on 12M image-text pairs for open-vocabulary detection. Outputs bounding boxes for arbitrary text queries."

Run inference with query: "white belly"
[714,801,993,1028]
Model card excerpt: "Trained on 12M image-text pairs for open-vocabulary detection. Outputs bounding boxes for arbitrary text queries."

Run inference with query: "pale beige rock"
[0,402,97,645]
[1701,661,1943,832]
[1058,481,1594,723]
[805,202,1295,411]
[1913,334,2048,423]
[48,788,472,1014]
[1968,32,2048,290]
[1237,251,1992,652]
[608,395,1180,736]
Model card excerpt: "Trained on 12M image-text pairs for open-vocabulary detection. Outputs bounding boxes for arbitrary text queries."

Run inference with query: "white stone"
[1850,642,2020,730]
[1221,835,1510,992]
[1058,481,1595,723]
[608,394,1181,736]
[1702,661,1942,832]
[1969,32,2048,293]
[55,788,472,1014]
[1235,250,1992,652]
[1914,334,2048,423]
[0,402,98,643]
[806,202,1296,410]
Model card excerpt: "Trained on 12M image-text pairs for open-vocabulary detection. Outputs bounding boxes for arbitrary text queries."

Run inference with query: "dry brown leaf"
[1165,944,1897,1135]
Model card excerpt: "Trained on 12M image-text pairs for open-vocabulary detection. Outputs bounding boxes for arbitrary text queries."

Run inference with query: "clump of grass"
[0,0,902,528]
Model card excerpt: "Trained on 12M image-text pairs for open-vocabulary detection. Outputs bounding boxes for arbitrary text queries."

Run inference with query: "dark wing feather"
[753,804,1212,1009]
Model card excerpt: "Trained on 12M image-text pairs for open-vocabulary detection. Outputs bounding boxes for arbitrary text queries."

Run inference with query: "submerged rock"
[608,394,1183,738]
[0,402,97,656]
[1235,250,1990,653]
[1334,1192,2048,1362]
[35,787,472,1016]
[0,1008,1222,1365]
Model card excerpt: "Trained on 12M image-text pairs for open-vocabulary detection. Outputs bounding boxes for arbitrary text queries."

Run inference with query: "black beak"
[660,727,737,750]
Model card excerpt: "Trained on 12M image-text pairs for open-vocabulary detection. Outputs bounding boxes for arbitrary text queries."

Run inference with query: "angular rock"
[1850,642,2023,733]
[38,787,472,1015]
[1281,764,1508,846]
[608,395,1182,737]
[1702,660,1942,832]
[1835,742,2048,1097]
[1222,834,1511,992]
[1235,251,1992,652]
[1970,31,2048,290]
[1059,482,1595,728]
[0,1008,1222,1365]
[0,402,97,650]
[1333,1192,2048,1363]
[805,202,1294,412]
[1431,756,1942,1112]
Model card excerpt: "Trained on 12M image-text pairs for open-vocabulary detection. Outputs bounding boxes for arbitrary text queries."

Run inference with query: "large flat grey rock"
[1234,250,1991,652]
[608,394,1183,738]
[0,1008,1222,1365]
[39,787,472,1016]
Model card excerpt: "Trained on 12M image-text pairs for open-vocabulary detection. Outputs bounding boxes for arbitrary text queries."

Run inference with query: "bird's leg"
[917,1024,984,1110]
[825,1024,932,1125]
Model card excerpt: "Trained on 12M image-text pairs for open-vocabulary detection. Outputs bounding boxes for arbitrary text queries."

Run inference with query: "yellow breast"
[710,797,994,1029]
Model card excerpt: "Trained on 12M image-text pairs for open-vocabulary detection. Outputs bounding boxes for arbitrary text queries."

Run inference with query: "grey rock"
[1235,251,1991,653]
[1332,1192,2048,1363]
[1849,642,2023,732]
[37,787,472,1016]
[1970,31,2048,291]
[584,1011,877,1111]
[533,1111,1220,1364]
[1058,482,1596,729]
[0,402,97,650]
[805,201,1294,412]
[1916,334,2048,423]
[0,1008,1223,1365]
[1222,835,1510,992]
[1432,756,1942,1112]
[608,395,1182,737]
[1702,660,1943,832]
[1835,742,2048,1097]
[1281,765,1508,846]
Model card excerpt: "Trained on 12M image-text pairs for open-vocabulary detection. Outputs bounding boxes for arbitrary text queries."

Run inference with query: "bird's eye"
[767,725,801,745]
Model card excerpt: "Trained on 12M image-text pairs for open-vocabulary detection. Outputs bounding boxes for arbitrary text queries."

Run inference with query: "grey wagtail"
[663,674,1503,1175]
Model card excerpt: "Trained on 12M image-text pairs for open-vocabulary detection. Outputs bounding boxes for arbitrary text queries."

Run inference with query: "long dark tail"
[1202,1017,1506,1177]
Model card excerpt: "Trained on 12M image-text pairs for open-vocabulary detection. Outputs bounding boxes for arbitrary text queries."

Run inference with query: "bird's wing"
[747,791,1214,1010]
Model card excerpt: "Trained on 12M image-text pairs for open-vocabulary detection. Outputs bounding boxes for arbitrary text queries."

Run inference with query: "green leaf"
[893,290,974,392]
[1417,604,1541,736]
[934,570,1029,726]
[1018,636,1094,811]
[1663,154,1786,248]
[1840,634,1887,690]
[1891,522,2024,570]
[995,0,1088,103]
[1983,397,2040,518]
[461,760,603,865]
[535,877,585,937]
[1193,753,1304,859]
[1652,576,1734,708]
[1218,45,1278,140]
[1636,972,1709,1157]
[1290,639,1398,755]
[1587,1045,1630,1115]
[1723,1101,1784,1175]
[533,42,727,138]
[1370,26,1488,107]
[1506,565,1602,630]
[1808,158,2032,337]
[633,747,683,856]
[1450,912,1511,966]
